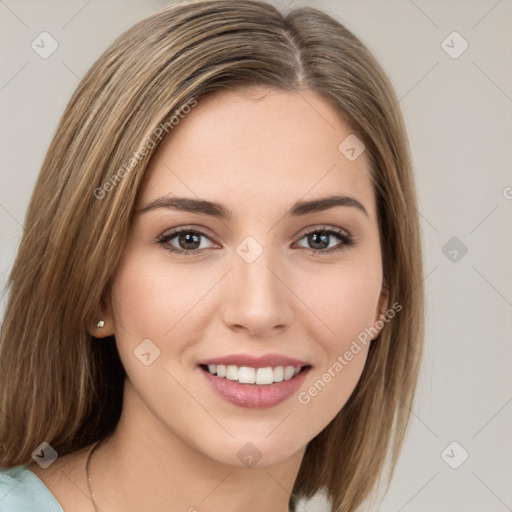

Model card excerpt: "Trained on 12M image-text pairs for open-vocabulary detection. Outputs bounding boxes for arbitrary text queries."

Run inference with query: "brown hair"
[0,1,424,511]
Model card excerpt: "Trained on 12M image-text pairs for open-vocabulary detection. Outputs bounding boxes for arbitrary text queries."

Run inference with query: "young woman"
[0,1,424,511]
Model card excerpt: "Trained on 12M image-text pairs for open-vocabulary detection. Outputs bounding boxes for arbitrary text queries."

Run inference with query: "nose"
[221,242,294,338]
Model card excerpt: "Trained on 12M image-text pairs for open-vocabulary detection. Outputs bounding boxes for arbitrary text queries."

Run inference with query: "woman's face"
[106,86,388,467]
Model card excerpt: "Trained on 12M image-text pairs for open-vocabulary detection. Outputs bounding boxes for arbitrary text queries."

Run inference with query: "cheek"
[295,287,374,438]
[111,253,208,340]
[296,342,370,442]
[109,252,226,379]
[291,261,380,429]
[295,259,382,347]
[109,255,209,412]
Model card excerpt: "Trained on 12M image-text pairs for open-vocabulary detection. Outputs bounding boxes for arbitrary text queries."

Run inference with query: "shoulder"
[23,444,95,512]
[0,465,63,511]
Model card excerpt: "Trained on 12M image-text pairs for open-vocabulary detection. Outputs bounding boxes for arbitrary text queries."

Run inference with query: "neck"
[88,378,304,512]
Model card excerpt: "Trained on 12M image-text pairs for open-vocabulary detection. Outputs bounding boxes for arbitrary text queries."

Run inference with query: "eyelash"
[156,225,355,256]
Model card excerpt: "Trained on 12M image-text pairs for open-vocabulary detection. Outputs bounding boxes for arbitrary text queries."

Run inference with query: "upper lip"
[199,353,311,368]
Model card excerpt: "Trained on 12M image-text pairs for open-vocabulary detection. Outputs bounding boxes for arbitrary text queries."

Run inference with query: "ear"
[88,293,115,338]
[372,281,390,340]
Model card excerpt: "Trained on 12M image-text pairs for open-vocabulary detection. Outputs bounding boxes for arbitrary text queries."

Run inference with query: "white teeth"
[226,365,239,381]
[273,366,284,382]
[238,367,255,384]
[284,366,295,380]
[204,364,304,385]
[255,367,273,385]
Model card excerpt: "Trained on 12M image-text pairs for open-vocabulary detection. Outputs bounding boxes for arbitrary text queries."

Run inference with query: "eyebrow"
[137,194,369,220]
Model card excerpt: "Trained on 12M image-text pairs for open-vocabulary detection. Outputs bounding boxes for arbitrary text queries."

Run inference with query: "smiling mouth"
[199,363,311,386]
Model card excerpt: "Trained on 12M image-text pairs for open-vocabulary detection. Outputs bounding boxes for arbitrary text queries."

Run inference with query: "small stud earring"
[97,320,105,328]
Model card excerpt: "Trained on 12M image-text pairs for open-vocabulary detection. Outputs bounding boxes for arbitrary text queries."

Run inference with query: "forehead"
[137,87,375,220]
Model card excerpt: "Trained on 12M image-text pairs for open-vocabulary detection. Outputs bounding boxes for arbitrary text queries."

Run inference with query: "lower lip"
[199,366,311,408]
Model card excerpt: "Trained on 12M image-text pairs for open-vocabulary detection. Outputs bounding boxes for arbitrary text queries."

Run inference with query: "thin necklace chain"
[86,437,109,512]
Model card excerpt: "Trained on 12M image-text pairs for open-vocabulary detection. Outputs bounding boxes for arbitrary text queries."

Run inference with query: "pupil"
[309,233,328,250]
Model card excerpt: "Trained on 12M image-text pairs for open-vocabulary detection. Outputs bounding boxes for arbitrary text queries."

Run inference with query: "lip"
[199,365,311,408]
[199,353,310,368]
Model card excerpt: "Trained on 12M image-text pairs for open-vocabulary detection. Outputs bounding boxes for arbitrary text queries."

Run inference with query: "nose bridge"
[222,234,293,335]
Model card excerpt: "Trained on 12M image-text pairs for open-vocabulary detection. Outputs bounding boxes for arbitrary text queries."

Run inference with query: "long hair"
[0,2,424,511]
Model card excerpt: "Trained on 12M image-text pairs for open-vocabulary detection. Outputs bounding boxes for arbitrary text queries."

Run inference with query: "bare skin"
[28,86,388,512]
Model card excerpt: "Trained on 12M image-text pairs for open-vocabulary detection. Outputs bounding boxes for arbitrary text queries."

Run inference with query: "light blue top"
[0,466,63,511]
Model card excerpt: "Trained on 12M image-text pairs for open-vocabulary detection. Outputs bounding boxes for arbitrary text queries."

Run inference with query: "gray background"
[1,1,511,511]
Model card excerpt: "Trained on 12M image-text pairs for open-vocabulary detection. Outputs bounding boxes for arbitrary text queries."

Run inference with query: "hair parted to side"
[0,1,424,511]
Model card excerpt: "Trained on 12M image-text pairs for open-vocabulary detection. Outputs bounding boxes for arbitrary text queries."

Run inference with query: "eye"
[157,228,218,255]
[294,226,354,254]
[157,225,355,256]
